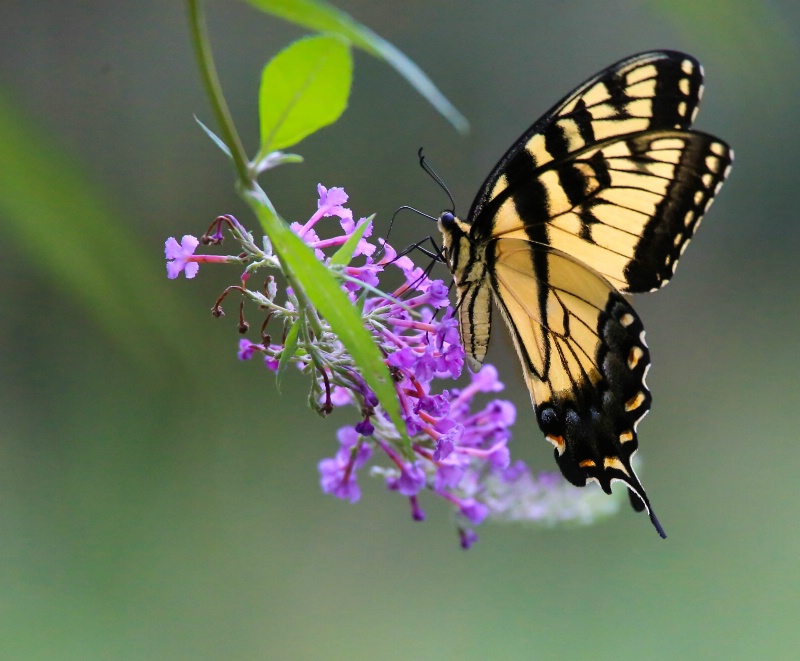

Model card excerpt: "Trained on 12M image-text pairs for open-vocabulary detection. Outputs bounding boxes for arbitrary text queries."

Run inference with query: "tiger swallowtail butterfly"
[436,51,732,537]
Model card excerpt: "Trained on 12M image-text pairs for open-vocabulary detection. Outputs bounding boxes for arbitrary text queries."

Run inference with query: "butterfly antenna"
[418,148,455,213]
[375,205,440,262]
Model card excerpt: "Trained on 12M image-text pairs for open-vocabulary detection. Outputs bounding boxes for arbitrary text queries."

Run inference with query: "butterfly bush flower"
[164,184,622,547]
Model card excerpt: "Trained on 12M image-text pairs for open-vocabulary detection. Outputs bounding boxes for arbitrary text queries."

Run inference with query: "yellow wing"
[488,238,663,535]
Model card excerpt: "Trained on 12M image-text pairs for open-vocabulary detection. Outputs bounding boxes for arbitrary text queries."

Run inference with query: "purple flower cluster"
[164,185,622,547]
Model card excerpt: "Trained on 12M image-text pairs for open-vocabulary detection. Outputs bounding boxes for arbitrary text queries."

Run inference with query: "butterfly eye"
[439,211,456,227]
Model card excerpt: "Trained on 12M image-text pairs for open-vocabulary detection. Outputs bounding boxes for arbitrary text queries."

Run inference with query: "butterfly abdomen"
[439,212,493,371]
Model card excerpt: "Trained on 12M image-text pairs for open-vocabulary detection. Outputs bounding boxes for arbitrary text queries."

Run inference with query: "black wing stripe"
[623,133,732,291]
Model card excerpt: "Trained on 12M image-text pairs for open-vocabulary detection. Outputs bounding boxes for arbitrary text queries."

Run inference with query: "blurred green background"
[2,1,799,659]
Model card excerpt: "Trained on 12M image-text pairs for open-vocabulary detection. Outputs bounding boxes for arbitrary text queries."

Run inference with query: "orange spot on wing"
[546,434,566,455]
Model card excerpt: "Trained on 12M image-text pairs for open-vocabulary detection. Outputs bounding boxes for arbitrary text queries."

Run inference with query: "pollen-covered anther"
[625,391,646,411]
[546,434,566,455]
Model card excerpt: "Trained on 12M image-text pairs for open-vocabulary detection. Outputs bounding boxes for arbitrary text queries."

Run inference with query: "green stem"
[186,0,250,186]
[186,1,282,247]
[187,0,326,280]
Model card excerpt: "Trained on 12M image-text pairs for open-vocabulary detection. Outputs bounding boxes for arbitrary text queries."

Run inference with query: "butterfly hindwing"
[486,239,663,533]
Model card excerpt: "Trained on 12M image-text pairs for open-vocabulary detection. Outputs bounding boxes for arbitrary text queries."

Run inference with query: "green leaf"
[329,214,373,266]
[276,319,301,391]
[194,115,233,158]
[244,0,468,134]
[258,34,352,157]
[252,151,304,174]
[244,188,409,447]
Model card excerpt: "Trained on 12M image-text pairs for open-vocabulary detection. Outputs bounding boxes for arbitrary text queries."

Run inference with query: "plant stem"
[186,0,250,187]
[187,0,282,228]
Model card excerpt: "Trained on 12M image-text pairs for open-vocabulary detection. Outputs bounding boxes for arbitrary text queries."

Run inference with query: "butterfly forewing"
[468,51,707,229]
[484,129,732,292]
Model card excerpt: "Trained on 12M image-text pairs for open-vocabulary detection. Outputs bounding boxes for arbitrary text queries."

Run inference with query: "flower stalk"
[166,185,623,546]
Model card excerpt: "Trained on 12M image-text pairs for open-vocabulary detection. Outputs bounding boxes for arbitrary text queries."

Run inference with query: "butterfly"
[436,51,732,537]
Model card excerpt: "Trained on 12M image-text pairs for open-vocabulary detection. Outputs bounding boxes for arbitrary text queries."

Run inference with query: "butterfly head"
[437,210,474,269]
[437,210,458,237]
[437,210,471,237]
